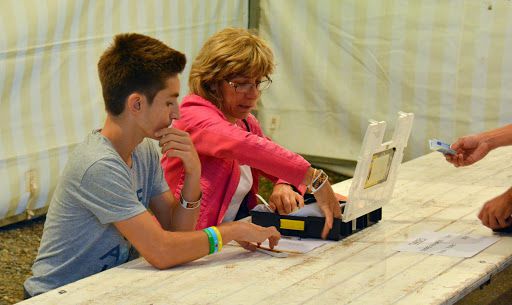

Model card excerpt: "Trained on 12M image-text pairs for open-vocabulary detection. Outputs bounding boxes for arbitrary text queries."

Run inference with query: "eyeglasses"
[225,77,272,93]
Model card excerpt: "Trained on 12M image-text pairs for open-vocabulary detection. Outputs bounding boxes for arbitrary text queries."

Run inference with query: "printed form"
[395,231,500,258]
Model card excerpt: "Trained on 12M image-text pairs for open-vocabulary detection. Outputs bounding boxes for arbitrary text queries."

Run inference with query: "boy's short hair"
[98,33,186,115]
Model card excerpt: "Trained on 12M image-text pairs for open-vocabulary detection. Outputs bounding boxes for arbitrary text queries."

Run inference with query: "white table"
[19,148,512,305]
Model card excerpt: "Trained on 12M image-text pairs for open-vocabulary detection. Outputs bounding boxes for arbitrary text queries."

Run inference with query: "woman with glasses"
[161,28,340,242]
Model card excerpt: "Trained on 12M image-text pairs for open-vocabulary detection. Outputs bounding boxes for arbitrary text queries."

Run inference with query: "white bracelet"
[180,192,202,209]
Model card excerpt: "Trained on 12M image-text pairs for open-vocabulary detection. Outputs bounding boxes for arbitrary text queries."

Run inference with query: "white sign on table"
[395,231,500,257]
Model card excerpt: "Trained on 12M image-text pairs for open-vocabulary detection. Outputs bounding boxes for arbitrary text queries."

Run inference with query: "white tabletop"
[20,148,512,305]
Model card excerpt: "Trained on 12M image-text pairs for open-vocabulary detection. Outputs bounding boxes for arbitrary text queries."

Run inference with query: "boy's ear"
[127,93,143,112]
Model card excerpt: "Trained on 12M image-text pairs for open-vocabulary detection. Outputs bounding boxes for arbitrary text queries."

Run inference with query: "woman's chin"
[237,111,251,119]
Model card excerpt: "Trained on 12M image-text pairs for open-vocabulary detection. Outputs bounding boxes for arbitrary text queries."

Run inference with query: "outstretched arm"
[114,212,280,269]
[301,167,342,239]
[446,124,512,167]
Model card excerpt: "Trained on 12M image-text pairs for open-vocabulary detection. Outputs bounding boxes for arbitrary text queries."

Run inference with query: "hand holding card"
[429,138,456,155]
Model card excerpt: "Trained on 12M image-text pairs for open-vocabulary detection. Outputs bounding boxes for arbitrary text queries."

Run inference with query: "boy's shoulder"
[61,131,127,183]
[69,132,159,174]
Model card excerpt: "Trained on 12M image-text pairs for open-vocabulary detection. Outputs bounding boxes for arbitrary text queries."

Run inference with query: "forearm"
[119,216,278,269]
[152,223,243,268]
[194,126,310,187]
[149,229,210,269]
[181,171,201,203]
[171,172,201,231]
[480,124,512,150]
[115,212,209,269]
[170,205,200,231]
[301,167,316,186]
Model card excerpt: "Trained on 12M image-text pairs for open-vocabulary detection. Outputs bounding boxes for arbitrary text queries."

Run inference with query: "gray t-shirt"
[24,130,169,296]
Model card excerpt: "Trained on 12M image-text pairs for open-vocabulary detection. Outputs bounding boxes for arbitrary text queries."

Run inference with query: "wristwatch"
[180,192,202,209]
[309,170,329,194]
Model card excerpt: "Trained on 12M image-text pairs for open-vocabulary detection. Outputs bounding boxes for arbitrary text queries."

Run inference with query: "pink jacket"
[161,94,310,229]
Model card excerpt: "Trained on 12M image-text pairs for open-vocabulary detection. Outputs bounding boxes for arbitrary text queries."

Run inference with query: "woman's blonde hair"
[189,28,275,108]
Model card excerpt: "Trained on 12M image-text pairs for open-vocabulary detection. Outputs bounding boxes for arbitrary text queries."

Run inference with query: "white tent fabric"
[3,0,512,225]
[256,0,512,174]
[0,0,249,225]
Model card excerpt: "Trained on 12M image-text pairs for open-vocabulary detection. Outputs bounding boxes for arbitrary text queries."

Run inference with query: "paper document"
[288,203,324,217]
[252,202,325,217]
[395,231,499,258]
[259,236,331,254]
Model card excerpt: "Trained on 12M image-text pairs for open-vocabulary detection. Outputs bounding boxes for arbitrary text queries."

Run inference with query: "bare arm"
[481,124,512,149]
[149,191,199,231]
[300,167,342,239]
[152,127,202,230]
[446,124,512,167]
[114,212,280,269]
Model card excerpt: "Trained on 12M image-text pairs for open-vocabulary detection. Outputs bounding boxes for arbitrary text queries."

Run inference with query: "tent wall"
[3,0,512,226]
[256,0,512,173]
[0,0,249,226]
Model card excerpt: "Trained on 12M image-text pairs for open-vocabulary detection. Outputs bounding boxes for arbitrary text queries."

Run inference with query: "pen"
[255,247,288,258]
[256,245,303,255]
[256,194,275,212]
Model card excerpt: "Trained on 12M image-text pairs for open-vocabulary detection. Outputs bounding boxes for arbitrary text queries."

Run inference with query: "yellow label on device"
[280,219,305,231]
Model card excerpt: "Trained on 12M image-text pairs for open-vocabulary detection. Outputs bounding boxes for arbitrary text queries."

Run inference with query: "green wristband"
[203,228,215,254]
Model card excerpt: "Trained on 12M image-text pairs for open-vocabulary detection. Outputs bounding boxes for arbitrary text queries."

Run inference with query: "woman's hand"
[312,182,342,239]
[269,184,304,214]
[301,167,342,239]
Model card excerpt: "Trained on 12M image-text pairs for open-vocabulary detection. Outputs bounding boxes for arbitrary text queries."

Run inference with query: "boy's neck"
[100,115,143,167]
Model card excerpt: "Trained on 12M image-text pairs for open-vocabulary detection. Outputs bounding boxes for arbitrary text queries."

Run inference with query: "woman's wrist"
[303,167,329,194]
[274,182,292,190]
[302,167,316,186]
